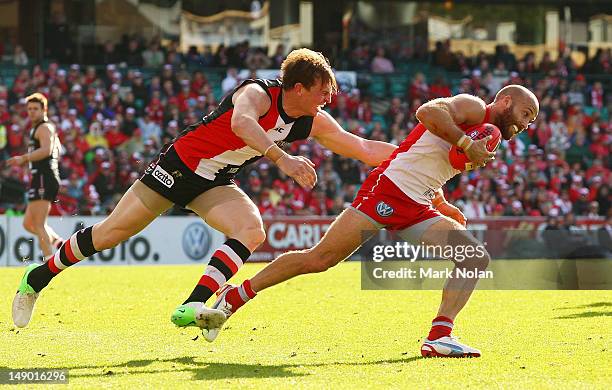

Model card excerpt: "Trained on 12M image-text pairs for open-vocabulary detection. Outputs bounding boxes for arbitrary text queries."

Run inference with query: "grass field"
[1,263,610,389]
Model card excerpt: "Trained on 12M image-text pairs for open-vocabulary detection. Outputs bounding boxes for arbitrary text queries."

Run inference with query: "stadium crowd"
[0,37,610,220]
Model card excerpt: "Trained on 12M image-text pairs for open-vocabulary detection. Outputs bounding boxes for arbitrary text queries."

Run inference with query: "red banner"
[252,217,332,261]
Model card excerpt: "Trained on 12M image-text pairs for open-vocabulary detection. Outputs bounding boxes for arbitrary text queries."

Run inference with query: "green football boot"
[171,302,227,341]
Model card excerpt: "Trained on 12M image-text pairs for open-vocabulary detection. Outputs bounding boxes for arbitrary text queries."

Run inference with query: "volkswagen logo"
[375,201,394,217]
[182,222,210,261]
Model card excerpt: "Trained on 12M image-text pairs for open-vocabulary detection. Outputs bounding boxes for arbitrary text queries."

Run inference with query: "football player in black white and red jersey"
[12,49,400,332]
[7,93,64,259]
[202,85,539,356]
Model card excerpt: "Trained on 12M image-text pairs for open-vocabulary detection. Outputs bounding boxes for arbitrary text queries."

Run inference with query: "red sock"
[427,316,454,340]
[225,279,257,311]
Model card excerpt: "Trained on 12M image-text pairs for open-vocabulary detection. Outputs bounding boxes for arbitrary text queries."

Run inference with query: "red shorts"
[351,172,442,231]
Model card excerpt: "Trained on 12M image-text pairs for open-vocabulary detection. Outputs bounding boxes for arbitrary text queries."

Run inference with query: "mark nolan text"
[372,267,494,279]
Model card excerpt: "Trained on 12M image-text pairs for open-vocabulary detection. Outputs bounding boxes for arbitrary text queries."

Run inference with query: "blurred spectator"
[432,40,454,69]
[222,68,240,94]
[370,47,394,74]
[89,160,116,205]
[13,45,28,66]
[142,39,165,68]
[137,112,162,146]
[565,133,593,167]
[270,44,286,68]
[60,108,83,133]
[0,99,10,123]
[0,121,7,160]
[590,81,605,109]
[201,45,215,67]
[104,119,129,149]
[85,122,109,149]
[160,64,178,92]
[126,39,143,67]
[409,73,429,101]
[184,45,202,67]
[429,76,452,98]
[573,188,591,215]
[214,44,229,67]
[122,107,140,137]
[245,47,272,70]
[100,41,119,64]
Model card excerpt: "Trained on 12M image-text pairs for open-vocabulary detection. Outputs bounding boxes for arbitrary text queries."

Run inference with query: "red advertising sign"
[253,217,333,261]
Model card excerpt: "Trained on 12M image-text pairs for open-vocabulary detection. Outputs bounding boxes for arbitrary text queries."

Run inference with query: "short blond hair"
[26,92,48,112]
[281,48,337,92]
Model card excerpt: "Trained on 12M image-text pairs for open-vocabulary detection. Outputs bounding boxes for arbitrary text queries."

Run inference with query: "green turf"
[1,263,610,389]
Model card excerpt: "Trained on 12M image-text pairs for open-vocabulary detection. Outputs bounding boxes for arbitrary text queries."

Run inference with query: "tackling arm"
[310,110,397,166]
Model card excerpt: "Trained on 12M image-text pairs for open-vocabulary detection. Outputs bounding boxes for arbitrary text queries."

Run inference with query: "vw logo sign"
[376,201,394,217]
[182,222,210,261]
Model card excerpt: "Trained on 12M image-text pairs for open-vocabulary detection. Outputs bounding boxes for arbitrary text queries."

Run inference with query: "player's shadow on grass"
[555,301,611,310]
[554,301,612,319]
[555,310,612,319]
[2,355,424,381]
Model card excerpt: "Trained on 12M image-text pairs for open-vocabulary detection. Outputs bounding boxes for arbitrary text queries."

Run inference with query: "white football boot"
[421,335,481,358]
[204,284,237,342]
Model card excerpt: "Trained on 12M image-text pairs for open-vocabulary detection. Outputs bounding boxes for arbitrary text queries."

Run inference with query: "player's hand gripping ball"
[449,123,502,171]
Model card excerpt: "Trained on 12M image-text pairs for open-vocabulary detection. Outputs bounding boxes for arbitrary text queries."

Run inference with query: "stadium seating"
[0,41,609,220]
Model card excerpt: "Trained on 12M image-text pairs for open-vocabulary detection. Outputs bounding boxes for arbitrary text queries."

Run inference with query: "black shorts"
[139,144,232,207]
[28,172,60,202]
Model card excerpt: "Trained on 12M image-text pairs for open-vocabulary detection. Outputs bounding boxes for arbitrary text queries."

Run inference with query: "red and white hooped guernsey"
[173,79,314,181]
[375,107,491,204]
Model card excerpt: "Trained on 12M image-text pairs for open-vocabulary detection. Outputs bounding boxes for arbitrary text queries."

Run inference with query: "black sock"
[183,238,251,304]
[27,226,97,292]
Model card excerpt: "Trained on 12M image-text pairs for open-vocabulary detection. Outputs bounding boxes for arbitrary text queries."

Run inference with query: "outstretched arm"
[310,110,397,166]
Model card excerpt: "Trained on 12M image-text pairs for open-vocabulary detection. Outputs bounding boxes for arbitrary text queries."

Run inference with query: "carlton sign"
[251,217,331,261]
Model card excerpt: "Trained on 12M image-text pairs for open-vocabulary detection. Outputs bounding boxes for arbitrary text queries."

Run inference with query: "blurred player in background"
[11,49,397,332]
[8,93,63,259]
[205,85,539,357]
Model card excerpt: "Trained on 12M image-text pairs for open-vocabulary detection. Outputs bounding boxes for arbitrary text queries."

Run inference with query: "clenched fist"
[276,155,317,189]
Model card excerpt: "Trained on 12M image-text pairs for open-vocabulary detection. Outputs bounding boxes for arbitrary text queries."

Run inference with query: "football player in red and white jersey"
[12,49,398,331]
[207,85,539,357]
